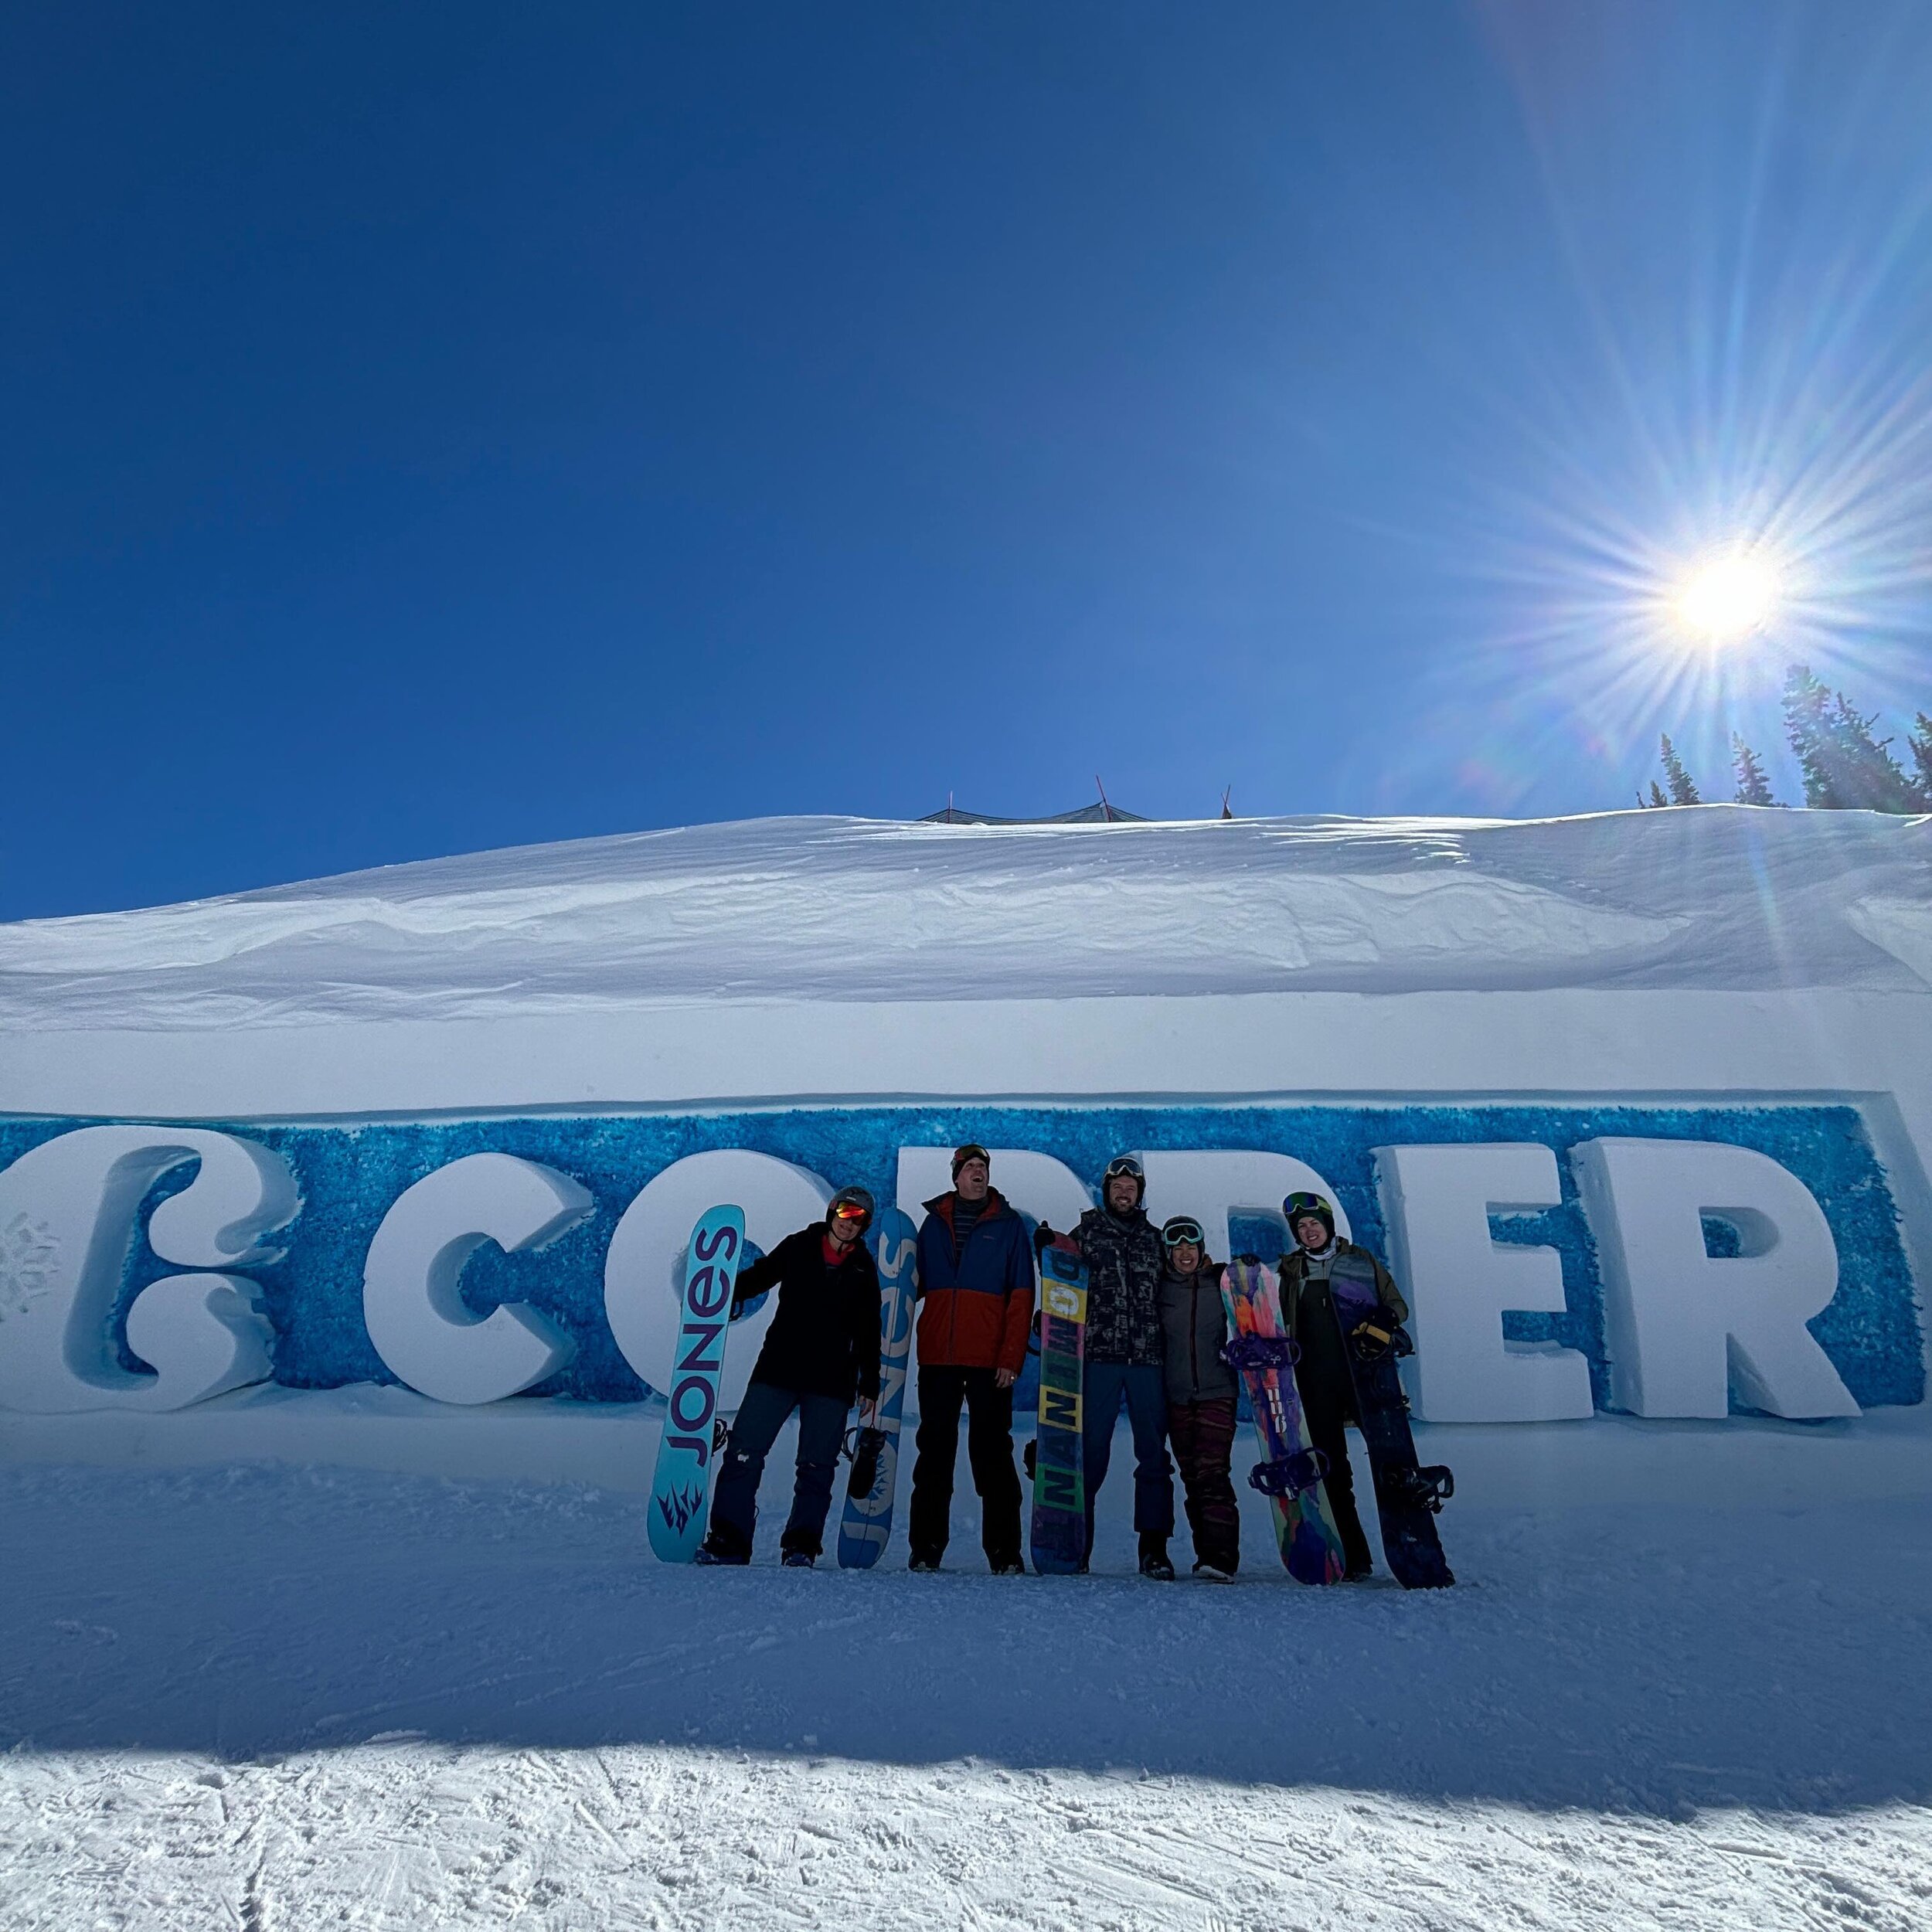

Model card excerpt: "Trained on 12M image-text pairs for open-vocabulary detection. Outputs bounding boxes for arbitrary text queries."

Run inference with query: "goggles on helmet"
[952,1143,991,1173]
[828,1186,876,1231]
[1161,1216,1205,1248]
[1104,1155,1145,1184]
[1283,1191,1334,1225]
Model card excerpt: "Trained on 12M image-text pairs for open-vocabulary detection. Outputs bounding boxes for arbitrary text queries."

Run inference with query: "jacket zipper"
[1189,1277,1200,1393]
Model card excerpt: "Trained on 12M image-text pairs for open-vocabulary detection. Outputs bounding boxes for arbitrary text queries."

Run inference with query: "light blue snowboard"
[648,1205,747,1563]
[837,1206,919,1568]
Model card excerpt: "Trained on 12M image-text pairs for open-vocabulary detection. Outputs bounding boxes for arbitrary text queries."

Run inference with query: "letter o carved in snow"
[604,1150,829,1413]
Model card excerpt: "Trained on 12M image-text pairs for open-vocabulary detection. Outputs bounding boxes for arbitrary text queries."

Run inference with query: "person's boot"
[1138,1534,1175,1581]
[781,1549,816,1569]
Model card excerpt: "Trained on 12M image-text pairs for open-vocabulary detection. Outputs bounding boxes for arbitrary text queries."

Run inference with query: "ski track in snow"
[3,1439,1930,1928]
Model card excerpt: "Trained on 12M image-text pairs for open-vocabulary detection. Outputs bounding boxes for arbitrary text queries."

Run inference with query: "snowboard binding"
[842,1425,888,1495]
[1222,1332,1300,1372]
[1387,1463,1454,1514]
[1351,1318,1416,1365]
[1248,1447,1329,1498]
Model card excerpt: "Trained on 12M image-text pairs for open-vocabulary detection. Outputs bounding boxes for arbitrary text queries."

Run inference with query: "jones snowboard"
[1328,1256,1455,1590]
[648,1205,746,1563]
[837,1206,919,1569]
[1028,1238,1089,1575]
[1221,1260,1347,1585]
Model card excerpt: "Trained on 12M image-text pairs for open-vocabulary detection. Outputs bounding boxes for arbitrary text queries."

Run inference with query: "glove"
[1032,1222,1057,1259]
[1235,1253,1261,1268]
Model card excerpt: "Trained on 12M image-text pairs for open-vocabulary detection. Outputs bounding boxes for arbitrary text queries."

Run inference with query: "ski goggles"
[951,1143,991,1174]
[1283,1191,1334,1225]
[1103,1155,1145,1185]
[1161,1216,1204,1249]
[828,1187,876,1230]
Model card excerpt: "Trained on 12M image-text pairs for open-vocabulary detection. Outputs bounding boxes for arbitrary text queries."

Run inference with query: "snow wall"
[1,809,1928,1443]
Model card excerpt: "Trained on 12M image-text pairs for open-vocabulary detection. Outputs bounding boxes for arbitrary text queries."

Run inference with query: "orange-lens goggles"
[832,1200,872,1223]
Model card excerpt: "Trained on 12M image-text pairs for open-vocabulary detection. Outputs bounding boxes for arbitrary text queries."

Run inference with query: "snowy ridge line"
[1,809,1929,1030]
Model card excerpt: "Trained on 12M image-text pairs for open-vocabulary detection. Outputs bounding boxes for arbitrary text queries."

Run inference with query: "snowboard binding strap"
[1222,1332,1299,1372]
[842,1425,887,1495]
[1248,1447,1328,1498]
[1352,1320,1416,1364]
[1389,1464,1454,1513]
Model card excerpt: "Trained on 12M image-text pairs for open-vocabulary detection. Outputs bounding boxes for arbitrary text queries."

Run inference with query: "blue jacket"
[913,1189,1036,1373]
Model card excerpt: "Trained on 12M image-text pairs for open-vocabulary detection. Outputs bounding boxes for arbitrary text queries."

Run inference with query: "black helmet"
[1103,1153,1145,1206]
[1283,1190,1335,1240]
[827,1185,876,1233]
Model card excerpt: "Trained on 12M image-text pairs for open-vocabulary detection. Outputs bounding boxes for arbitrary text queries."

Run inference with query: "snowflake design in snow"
[0,1213,60,1323]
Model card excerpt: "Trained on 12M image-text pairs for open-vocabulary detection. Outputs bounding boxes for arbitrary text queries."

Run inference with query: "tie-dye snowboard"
[1221,1260,1346,1585]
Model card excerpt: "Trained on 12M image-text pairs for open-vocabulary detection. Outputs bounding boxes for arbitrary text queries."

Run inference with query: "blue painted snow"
[0,1100,1920,1411]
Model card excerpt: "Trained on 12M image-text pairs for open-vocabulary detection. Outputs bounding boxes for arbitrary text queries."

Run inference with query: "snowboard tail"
[1329,1257,1454,1590]
[837,1206,920,1569]
[1029,1240,1089,1575]
[648,1205,747,1563]
[1221,1260,1347,1585]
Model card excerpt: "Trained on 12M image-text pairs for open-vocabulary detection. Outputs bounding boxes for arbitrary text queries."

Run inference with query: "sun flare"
[1674,551,1782,642]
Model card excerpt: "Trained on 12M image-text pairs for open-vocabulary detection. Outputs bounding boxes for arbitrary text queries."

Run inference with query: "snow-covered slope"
[5,1415,1930,1930]
[2,807,1928,1029]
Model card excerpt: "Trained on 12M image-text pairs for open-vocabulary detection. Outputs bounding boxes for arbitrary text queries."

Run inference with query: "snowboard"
[837,1206,919,1569]
[648,1204,747,1563]
[1328,1254,1455,1590]
[1028,1238,1089,1575]
[1221,1260,1347,1586]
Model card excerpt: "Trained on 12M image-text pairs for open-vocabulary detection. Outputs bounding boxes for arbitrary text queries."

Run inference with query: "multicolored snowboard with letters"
[1329,1256,1455,1590]
[837,1206,919,1569]
[1221,1260,1347,1586]
[648,1205,745,1563]
[1028,1238,1089,1575]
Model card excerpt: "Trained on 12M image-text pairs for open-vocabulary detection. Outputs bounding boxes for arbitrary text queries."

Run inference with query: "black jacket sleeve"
[732,1228,801,1306]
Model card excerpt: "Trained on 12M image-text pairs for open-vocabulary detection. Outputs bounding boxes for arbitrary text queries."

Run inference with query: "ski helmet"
[1161,1215,1205,1250]
[951,1143,991,1178]
[1103,1153,1145,1206]
[827,1185,876,1233]
[1283,1190,1335,1240]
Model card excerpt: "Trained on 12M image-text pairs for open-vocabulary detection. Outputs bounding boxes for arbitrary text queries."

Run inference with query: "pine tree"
[1910,713,1932,809]
[1781,664,1920,811]
[1647,780,1669,808]
[1658,734,1701,805]
[1730,734,1777,806]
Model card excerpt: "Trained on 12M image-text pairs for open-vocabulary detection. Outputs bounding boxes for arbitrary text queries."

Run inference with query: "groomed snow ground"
[5,1415,1930,1930]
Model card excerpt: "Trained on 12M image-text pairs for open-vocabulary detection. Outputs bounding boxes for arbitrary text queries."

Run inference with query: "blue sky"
[5,2,1930,918]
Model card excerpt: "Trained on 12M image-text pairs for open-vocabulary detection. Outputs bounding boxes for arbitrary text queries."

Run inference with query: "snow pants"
[708,1379,849,1560]
[1082,1362,1175,1553]
[1298,1372,1375,1574]
[908,1366,1024,1567]
[1167,1396,1240,1573]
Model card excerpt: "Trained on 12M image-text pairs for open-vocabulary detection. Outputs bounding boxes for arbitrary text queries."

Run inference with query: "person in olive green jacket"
[1277,1190,1408,1580]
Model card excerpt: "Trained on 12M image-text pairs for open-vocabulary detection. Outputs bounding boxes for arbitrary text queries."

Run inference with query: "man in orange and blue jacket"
[905,1143,1035,1574]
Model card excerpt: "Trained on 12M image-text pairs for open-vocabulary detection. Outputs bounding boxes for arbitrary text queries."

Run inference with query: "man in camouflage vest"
[1038,1154,1175,1578]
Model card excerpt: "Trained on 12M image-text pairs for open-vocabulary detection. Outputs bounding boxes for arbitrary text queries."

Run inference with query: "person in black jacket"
[697,1187,883,1567]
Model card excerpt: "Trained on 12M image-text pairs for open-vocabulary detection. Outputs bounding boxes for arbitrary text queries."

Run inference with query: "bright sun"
[1674,551,1782,642]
